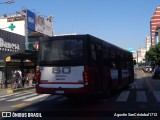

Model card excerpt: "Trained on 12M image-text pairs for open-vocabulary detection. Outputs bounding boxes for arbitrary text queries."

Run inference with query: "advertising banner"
[0,19,25,36]
[44,19,53,36]
[35,15,44,34]
[0,29,25,60]
[26,10,36,31]
[35,15,53,36]
[26,9,53,36]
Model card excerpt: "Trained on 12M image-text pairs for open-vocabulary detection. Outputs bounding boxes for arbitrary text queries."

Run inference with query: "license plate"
[55,90,64,94]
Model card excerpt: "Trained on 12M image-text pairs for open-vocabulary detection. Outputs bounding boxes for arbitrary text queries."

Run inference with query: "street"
[0,69,160,119]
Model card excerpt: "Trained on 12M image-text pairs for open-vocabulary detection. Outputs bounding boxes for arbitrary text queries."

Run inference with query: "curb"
[6,86,35,94]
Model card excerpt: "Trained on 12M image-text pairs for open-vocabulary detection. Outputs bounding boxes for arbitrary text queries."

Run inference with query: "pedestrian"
[14,69,20,80]
[22,71,27,87]
[27,70,34,86]
[14,69,22,88]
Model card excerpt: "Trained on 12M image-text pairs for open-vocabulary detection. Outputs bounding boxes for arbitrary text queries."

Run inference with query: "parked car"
[152,67,160,79]
[144,66,152,73]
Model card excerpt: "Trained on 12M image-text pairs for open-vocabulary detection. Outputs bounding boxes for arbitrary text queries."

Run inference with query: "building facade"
[137,48,146,63]
[146,35,151,51]
[0,9,54,85]
[0,9,54,52]
[150,7,160,47]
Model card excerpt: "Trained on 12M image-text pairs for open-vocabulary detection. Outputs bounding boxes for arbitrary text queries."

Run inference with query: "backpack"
[15,71,20,78]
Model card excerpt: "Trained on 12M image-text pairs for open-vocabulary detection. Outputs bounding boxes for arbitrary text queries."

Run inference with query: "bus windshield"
[40,39,84,62]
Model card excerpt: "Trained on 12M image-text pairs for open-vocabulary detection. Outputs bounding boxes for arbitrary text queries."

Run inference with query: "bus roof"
[43,34,132,55]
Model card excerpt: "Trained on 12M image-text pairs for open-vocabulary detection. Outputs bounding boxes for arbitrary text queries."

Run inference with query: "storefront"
[0,29,25,86]
[4,50,37,87]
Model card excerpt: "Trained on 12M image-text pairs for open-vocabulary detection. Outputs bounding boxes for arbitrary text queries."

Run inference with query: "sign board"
[26,9,53,36]
[26,9,36,31]
[6,62,35,67]
[0,19,25,36]
[0,29,25,60]
[8,23,16,31]
[6,56,11,62]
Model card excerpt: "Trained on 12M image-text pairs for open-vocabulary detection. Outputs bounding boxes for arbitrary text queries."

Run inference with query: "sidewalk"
[0,85,35,95]
[0,88,8,96]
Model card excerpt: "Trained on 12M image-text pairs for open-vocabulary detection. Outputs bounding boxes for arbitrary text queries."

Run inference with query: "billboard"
[44,19,53,36]
[35,15,53,36]
[0,29,25,60]
[26,9,53,36]
[0,19,25,36]
[26,9,36,31]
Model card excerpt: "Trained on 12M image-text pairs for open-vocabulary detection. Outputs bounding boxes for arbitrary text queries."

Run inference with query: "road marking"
[136,91,147,102]
[7,93,37,101]
[0,98,6,101]
[153,91,160,102]
[0,91,35,99]
[116,91,129,102]
[0,92,20,98]
[23,94,50,101]
[13,92,33,97]
[144,77,154,91]
[11,103,30,108]
[42,95,58,101]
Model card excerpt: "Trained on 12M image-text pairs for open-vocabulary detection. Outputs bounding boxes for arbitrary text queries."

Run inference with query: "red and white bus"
[36,34,134,97]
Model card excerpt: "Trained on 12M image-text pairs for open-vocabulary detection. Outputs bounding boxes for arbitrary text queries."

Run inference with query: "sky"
[0,0,159,50]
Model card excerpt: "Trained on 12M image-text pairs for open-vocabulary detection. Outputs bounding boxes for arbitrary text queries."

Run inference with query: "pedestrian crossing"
[0,91,54,102]
[116,90,160,103]
[0,90,160,103]
[23,94,50,101]
[116,91,130,102]
[153,91,160,102]
[136,91,147,102]
[7,93,37,101]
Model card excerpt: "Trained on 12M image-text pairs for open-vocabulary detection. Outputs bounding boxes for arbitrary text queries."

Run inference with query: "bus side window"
[103,47,110,68]
[122,54,131,69]
[91,44,96,62]
[126,55,131,69]
[110,50,117,69]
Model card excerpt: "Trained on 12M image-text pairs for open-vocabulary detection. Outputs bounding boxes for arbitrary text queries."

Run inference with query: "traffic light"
[27,42,35,50]
[25,41,39,51]
[27,33,40,50]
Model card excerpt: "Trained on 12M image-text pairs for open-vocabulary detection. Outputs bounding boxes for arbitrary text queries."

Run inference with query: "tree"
[146,42,160,65]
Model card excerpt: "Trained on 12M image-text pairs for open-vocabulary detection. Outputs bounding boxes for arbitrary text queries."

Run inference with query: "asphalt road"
[0,69,160,120]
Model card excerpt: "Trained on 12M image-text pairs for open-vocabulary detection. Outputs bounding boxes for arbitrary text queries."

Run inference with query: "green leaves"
[146,43,160,65]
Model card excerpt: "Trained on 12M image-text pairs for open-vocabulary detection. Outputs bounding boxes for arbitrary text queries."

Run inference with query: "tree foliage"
[146,42,160,65]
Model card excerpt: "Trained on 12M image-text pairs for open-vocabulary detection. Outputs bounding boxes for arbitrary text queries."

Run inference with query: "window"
[110,49,117,69]
[41,39,84,61]
[91,44,96,61]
